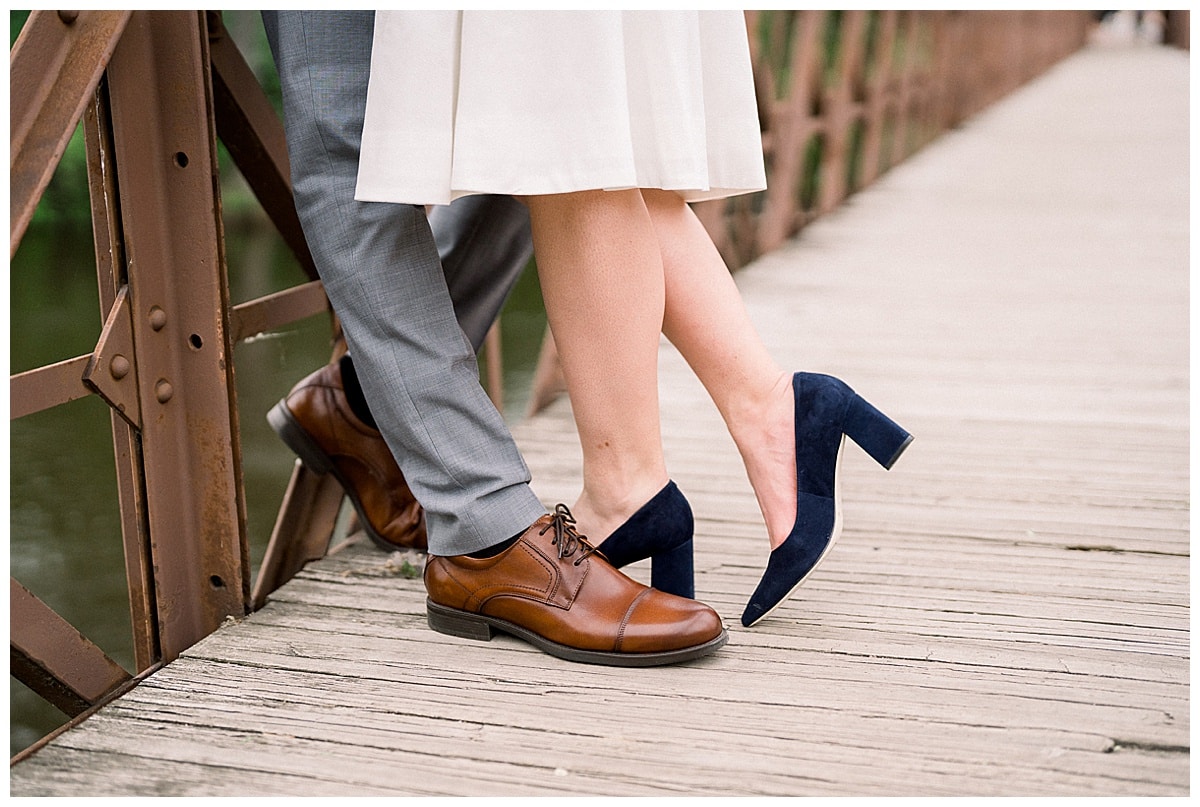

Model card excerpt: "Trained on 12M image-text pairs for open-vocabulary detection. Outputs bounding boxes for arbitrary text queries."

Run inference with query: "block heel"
[596,481,695,599]
[649,537,694,600]
[843,393,913,470]
[427,600,496,642]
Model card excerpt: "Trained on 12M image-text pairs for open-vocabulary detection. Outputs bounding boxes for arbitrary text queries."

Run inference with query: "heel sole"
[883,433,914,470]
[427,600,496,641]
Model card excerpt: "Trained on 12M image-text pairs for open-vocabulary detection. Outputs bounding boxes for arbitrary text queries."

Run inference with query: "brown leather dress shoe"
[425,506,728,666]
[267,362,427,550]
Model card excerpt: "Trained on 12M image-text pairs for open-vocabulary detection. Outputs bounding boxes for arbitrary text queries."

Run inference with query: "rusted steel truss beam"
[84,72,160,672]
[251,464,345,610]
[10,10,131,257]
[206,12,318,280]
[9,579,131,718]
[98,10,251,656]
[230,279,330,343]
[9,356,93,420]
[9,10,348,721]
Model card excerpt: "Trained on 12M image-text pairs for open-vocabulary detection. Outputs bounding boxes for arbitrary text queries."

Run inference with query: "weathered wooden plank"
[28,639,1186,796]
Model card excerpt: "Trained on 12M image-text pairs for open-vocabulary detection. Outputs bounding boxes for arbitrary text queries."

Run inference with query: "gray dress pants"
[263,11,546,555]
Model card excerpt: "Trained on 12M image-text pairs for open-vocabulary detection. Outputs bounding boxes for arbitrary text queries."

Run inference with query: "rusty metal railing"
[9,10,334,749]
[10,9,1098,756]
[699,10,1094,271]
[526,10,1095,413]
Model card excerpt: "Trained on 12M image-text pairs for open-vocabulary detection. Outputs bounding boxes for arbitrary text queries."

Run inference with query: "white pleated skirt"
[355,10,767,206]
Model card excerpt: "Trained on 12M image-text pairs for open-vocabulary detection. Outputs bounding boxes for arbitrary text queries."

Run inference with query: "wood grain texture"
[11,43,1188,797]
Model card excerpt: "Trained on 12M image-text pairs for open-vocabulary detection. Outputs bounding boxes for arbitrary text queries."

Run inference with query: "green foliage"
[798,135,824,212]
[846,119,866,194]
[11,9,29,47]
[756,10,801,100]
[822,10,843,87]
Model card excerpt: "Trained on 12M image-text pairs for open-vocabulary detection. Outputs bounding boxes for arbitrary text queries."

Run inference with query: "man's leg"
[432,194,532,351]
[260,11,727,666]
[332,193,532,438]
[263,11,542,555]
[269,193,532,552]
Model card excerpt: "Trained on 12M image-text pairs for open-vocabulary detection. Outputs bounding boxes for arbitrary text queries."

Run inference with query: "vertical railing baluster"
[83,78,160,671]
[102,11,250,659]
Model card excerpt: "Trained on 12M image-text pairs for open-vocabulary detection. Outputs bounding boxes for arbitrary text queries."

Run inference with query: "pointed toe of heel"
[741,494,836,627]
[742,373,910,627]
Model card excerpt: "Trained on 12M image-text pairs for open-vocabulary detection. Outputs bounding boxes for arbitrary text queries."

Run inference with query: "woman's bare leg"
[643,189,797,549]
[524,190,670,541]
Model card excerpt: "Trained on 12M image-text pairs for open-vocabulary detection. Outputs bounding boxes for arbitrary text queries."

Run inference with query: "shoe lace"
[539,504,599,566]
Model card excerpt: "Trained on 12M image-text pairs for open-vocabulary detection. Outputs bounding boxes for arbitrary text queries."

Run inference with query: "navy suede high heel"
[741,373,912,627]
[597,480,695,599]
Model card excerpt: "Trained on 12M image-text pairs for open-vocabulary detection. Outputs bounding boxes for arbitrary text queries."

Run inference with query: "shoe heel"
[843,394,913,470]
[650,538,694,600]
[426,600,495,642]
[596,481,697,599]
[267,400,333,475]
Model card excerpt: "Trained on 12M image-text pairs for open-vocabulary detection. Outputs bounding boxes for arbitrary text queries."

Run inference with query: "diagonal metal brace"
[10,10,132,256]
[10,578,132,718]
[82,285,141,429]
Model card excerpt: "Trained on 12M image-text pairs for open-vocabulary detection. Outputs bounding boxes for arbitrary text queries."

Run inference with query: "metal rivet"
[155,380,174,403]
[149,306,167,331]
[109,355,130,379]
[58,11,79,24]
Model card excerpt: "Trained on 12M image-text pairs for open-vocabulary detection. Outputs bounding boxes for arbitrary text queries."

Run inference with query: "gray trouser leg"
[339,195,531,428]
[262,11,545,555]
[432,195,533,352]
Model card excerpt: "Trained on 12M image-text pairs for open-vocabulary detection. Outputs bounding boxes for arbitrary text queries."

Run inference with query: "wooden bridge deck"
[10,42,1189,796]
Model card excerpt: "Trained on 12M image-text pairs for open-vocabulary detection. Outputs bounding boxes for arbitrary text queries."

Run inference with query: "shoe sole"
[743,436,847,629]
[267,400,411,553]
[427,599,729,667]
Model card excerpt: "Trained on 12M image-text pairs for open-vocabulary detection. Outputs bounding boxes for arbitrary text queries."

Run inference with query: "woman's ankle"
[573,474,670,543]
[725,371,792,451]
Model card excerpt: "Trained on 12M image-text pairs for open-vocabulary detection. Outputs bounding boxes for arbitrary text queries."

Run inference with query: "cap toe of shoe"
[618,590,725,654]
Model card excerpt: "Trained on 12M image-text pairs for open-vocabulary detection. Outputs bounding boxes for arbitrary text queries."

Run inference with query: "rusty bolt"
[155,380,174,404]
[149,306,167,331]
[109,355,130,380]
[58,11,79,24]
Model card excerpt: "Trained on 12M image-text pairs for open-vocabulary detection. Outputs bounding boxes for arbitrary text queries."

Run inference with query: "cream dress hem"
[355,10,767,207]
